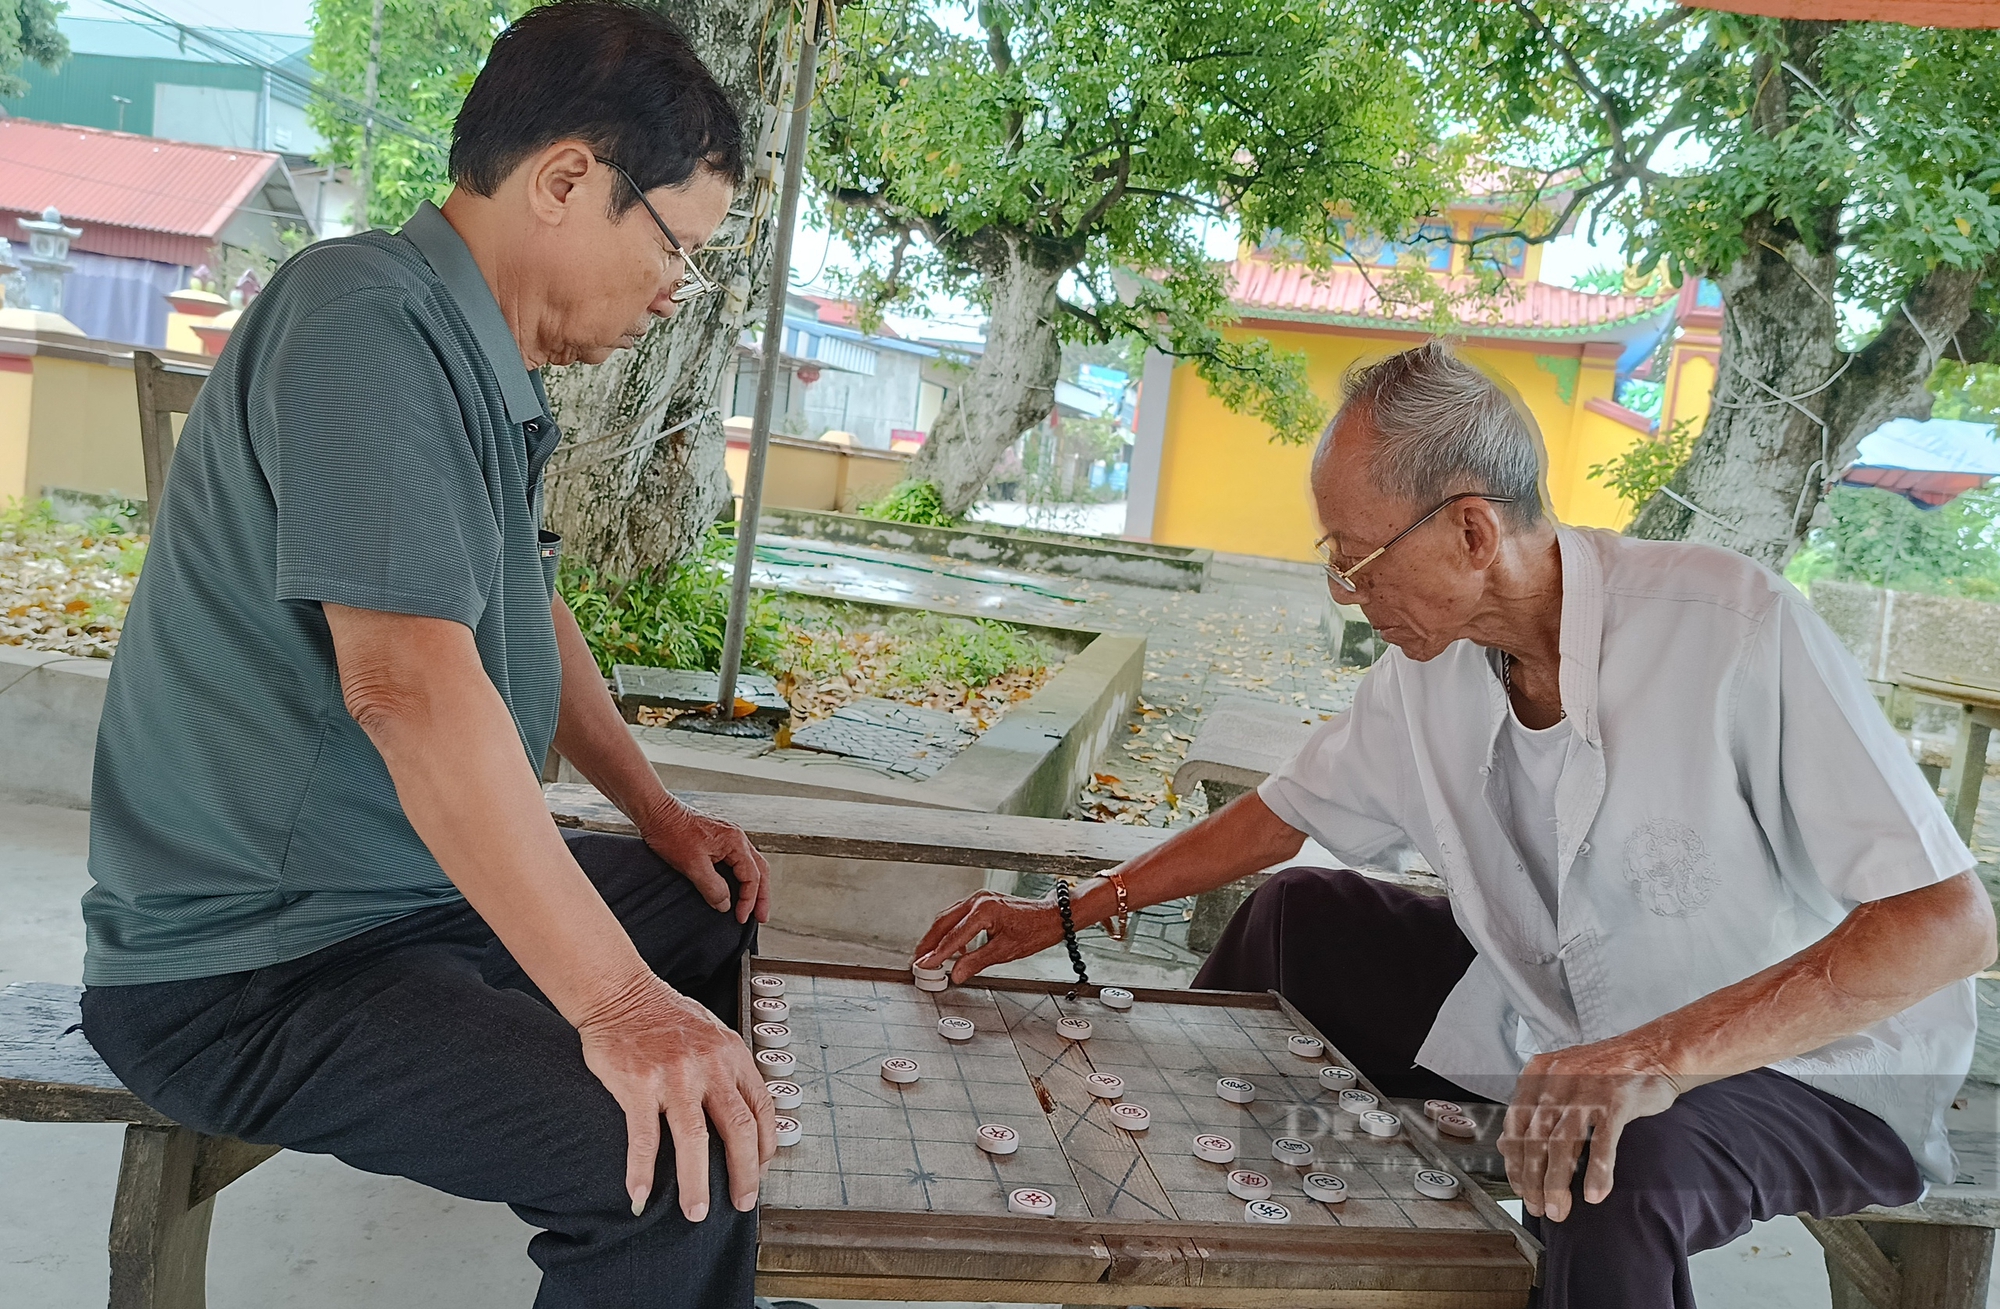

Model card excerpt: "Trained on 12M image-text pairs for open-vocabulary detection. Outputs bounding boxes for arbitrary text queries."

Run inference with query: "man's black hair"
[451,0,747,210]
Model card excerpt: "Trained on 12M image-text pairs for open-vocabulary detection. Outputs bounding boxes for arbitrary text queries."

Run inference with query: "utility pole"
[714,0,823,718]
[353,0,386,231]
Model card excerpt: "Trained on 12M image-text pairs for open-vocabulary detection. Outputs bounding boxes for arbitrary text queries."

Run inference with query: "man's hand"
[914,889,1068,983]
[576,970,775,1220]
[1500,1038,1684,1221]
[640,799,771,925]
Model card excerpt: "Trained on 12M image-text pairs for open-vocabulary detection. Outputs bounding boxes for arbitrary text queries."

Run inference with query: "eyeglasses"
[1313,491,1516,593]
[593,155,721,304]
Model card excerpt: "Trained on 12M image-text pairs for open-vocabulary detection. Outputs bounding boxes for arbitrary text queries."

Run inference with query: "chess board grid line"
[988,988,1181,1221]
[1030,993,1182,1221]
[1271,991,1541,1272]
[749,960,1529,1275]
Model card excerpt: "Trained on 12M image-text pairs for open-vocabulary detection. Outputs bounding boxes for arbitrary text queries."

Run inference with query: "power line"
[93,0,449,152]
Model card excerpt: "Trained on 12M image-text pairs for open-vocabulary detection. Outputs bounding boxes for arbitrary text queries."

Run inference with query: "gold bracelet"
[1103,870,1131,942]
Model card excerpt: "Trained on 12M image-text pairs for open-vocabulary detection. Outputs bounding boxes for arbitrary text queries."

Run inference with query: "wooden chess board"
[743,959,1536,1307]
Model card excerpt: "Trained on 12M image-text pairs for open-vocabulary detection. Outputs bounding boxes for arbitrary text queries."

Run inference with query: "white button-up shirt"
[1260,526,1976,1183]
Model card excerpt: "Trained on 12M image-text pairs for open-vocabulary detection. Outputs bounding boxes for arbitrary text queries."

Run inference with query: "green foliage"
[1009,415,1126,505]
[773,604,1049,691]
[1930,361,2000,424]
[1588,419,1698,509]
[1383,5,2000,321]
[814,0,1448,446]
[859,479,959,526]
[307,0,521,228]
[558,529,782,676]
[1787,484,2000,600]
[0,0,64,99]
[881,611,1049,687]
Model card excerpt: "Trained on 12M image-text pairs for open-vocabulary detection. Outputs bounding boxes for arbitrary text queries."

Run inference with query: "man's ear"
[1459,498,1506,570]
[521,142,597,226]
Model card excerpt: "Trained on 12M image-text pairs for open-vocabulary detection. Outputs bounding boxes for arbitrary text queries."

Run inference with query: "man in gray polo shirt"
[78,6,772,1304]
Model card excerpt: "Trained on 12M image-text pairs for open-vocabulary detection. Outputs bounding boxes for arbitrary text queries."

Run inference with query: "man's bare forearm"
[328,603,653,1028]
[1633,870,1996,1085]
[550,597,682,830]
[1067,792,1307,929]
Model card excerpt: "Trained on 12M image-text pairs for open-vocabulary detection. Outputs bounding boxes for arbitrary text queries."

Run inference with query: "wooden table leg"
[1943,706,1992,845]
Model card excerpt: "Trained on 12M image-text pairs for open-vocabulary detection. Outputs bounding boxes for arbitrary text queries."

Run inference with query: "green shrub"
[558,530,783,676]
[1587,418,1698,509]
[858,479,958,527]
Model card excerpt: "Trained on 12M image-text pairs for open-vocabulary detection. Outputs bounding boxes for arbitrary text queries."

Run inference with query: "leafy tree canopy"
[1385,5,2000,329]
[812,0,1450,445]
[0,0,65,99]
[307,0,520,228]
[1789,483,2000,601]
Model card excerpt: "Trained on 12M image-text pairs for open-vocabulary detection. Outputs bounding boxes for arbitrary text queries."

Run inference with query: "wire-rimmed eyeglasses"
[1313,491,1517,593]
[593,155,721,304]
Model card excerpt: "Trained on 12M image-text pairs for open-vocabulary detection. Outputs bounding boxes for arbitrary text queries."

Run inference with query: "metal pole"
[715,0,821,716]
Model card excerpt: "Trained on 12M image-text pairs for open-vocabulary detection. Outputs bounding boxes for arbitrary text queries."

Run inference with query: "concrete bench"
[1399,1093,2000,1309]
[3,784,1172,1307]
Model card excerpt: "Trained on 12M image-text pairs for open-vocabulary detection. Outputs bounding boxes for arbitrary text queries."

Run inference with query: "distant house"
[726,294,970,450]
[1125,185,1710,559]
[2,16,323,155]
[0,118,312,347]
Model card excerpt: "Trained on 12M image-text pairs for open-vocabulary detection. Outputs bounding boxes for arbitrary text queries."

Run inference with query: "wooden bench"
[131,350,210,531]
[1164,716,2000,1308]
[1406,1093,2000,1309]
[1,785,1173,1308]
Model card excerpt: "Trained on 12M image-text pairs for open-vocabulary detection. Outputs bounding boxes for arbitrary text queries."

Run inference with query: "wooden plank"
[748,958,1532,1297]
[189,1136,282,1206]
[0,1076,173,1127]
[755,1271,1528,1307]
[757,1208,1110,1283]
[131,350,207,527]
[766,957,1272,1009]
[544,782,1174,873]
[1801,1214,1900,1309]
[0,981,174,1126]
[1899,672,2000,714]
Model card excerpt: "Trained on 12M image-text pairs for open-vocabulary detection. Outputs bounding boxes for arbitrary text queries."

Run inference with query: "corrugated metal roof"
[1229,258,1676,343]
[0,118,281,264]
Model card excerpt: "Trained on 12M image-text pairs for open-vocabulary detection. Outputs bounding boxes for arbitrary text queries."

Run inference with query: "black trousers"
[1194,866,1926,1309]
[81,830,760,1309]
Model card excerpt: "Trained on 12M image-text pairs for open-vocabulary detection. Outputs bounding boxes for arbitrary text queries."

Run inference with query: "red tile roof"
[0,119,282,266]
[1228,258,1675,343]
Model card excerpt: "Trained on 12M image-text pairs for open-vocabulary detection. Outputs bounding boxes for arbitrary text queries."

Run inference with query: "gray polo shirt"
[82,202,566,986]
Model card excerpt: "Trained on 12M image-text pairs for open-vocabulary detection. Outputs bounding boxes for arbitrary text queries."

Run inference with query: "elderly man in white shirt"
[914,341,1996,1307]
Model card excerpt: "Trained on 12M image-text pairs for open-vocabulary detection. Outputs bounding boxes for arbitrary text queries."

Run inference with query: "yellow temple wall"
[1149,324,1647,562]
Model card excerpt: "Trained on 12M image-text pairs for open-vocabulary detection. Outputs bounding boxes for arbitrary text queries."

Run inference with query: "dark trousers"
[1193,866,1925,1309]
[81,830,760,1309]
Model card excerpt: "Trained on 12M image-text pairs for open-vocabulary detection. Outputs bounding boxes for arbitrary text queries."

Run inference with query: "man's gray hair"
[1324,340,1546,529]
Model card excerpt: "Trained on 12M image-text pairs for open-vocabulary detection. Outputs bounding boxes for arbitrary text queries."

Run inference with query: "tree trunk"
[1625,234,1843,569]
[906,234,1068,516]
[1626,240,1991,570]
[541,0,781,577]
[1626,23,1990,569]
